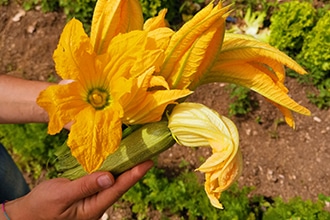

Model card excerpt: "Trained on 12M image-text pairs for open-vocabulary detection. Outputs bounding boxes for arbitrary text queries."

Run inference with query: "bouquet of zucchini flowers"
[37,0,310,209]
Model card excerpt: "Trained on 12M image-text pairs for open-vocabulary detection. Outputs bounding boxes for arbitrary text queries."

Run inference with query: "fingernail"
[97,174,113,188]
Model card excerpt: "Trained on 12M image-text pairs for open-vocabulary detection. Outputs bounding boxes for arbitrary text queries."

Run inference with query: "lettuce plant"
[269,1,317,57]
[297,11,330,109]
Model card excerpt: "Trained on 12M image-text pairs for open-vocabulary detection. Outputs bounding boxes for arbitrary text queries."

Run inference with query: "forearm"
[0,75,53,124]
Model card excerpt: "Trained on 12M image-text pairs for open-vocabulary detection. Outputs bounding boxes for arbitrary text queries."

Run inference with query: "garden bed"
[1,1,329,218]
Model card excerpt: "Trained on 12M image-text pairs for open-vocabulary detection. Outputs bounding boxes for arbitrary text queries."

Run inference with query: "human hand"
[4,160,153,220]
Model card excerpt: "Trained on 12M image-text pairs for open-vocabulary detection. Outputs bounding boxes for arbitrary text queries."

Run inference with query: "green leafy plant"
[229,0,278,20]
[263,195,330,220]
[122,166,330,219]
[227,84,258,116]
[242,7,269,41]
[20,0,59,12]
[123,167,256,219]
[0,123,68,179]
[268,1,330,109]
[269,1,317,58]
[0,0,9,6]
[58,0,97,32]
[296,11,330,109]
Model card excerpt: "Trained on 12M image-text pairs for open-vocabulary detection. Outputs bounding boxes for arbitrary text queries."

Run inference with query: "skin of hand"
[3,160,153,220]
[0,75,74,128]
[0,75,52,124]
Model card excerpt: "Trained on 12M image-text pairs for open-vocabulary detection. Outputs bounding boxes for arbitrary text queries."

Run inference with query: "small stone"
[27,25,35,33]
[12,9,26,22]
[100,213,109,220]
[313,116,322,123]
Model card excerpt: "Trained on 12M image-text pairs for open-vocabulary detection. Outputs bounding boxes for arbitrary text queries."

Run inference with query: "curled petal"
[203,150,242,209]
[168,103,234,147]
[168,102,242,208]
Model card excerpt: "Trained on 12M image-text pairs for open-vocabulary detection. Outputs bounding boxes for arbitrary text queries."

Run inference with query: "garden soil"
[1,2,329,218]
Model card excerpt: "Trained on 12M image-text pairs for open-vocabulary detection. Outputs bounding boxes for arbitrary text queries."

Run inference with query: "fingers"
[66,172,115,201]
[114,160,154,195]
[93,160,153,209]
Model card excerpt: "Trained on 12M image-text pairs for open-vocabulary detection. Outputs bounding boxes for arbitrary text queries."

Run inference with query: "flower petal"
[143,9,168,31]
[124,89,192,124]
[103,30,164,80]
[203,149,242,209]
[68,106,122,173]
[53,19,96,81]
[121,69,192,124]
[147,27,174,52]
[37,82,86,134]
[206,61,311,117]
[91,0,144,54]
[168,102,242,209]
[220,33,307,76]
[160,3,231,89]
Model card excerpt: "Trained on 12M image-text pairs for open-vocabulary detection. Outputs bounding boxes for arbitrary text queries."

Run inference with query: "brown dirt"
[1,1,329,218]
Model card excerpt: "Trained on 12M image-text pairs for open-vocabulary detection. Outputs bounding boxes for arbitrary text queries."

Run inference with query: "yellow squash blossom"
[158,1,310,128]
[48,0,312,210]
[168,102,242,209]
[37,0,190,173]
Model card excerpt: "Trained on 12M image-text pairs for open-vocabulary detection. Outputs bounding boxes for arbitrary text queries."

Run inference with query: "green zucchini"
[55,120,175,179]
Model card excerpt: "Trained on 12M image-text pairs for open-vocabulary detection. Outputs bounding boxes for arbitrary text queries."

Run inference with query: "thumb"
[66,172,115,200]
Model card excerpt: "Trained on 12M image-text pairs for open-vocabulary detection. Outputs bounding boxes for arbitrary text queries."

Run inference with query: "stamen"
[87,88,110,110]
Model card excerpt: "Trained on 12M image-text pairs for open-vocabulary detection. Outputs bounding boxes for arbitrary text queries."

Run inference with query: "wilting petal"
[211,33,307,81]
[159,2,231,89]
[208,61,310,115]
[267,99,296,128]
[203,150,242,209]
[91,0,144,54]
[168,102,242,209]
[200,33,311,126]
[68,106,122,173]
[53,19,96,81]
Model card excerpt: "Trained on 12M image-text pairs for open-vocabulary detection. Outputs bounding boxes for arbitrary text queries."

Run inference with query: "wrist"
[2,197,32,220]
[2,200,16,220]
[1,201,10,220]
